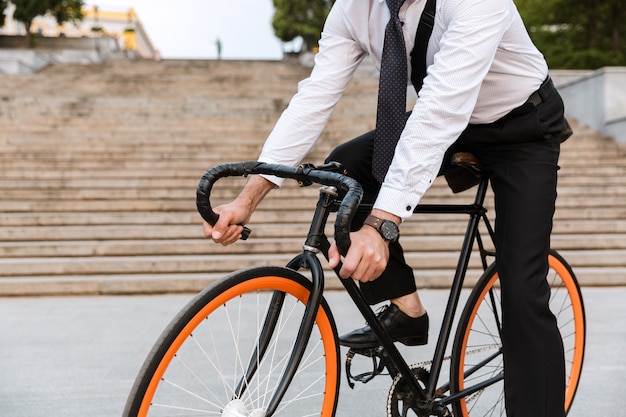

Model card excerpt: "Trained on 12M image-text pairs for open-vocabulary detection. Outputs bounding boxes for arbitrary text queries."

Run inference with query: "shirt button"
[406,205,412,211]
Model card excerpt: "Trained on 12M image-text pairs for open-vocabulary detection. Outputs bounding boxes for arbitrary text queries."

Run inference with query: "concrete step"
[0,249,622,295]
[0,209,622,236]
[0,265,623,296]
[1,233,624,259]
[0,214,621,255]
[2,247,620,277]
[0,183,466,202]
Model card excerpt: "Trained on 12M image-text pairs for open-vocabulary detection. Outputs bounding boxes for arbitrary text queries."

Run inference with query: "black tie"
[372,0,408,183]
[373,0,436,183]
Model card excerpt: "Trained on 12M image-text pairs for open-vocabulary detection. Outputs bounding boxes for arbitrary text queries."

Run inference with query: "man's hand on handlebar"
[202,201,251,246]
[201,175,276,246]
[328,225,390,282]
[328,209,400,283]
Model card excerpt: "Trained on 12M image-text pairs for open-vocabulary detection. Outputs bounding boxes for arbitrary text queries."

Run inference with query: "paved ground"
[0,286,624,417]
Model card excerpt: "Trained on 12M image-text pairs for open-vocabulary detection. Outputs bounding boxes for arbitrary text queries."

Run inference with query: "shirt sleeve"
[258,3,366,187]
[375,0,511,220]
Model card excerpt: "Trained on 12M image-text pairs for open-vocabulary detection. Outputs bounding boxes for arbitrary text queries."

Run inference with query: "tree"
[0,0,9,27]
[49,0,84,26]
[516,0,626,69]
[11,0,85,47]
[11,0,47,42]
[272,0,335,53]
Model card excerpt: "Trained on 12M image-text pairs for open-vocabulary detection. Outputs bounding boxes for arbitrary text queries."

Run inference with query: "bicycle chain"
[407,342,503,371]
[384,343,502,416]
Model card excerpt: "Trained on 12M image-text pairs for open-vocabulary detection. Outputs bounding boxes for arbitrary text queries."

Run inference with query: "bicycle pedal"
[345,347,388,389]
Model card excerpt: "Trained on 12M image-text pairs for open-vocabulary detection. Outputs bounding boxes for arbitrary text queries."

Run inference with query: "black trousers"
[325,82,569,417]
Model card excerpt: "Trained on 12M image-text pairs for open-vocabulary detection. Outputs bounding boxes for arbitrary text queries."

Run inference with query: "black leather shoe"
[339,303,429,348]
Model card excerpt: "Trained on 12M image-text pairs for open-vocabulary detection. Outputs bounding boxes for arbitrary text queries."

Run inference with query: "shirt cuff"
[373,183,424,222]
[257,157,285,188]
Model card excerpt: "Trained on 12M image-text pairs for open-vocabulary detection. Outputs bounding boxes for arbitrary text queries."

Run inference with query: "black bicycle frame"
[415,176,493,403]
[239,174,497,416]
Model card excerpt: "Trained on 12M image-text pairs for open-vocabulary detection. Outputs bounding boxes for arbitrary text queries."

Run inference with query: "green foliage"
[269,0,625,65]
[516,0,626,69]
[49,0,84,25]
[10,0,85,47]
[11,0,48,32]
[0,0,9,27]
[272,0,335,52]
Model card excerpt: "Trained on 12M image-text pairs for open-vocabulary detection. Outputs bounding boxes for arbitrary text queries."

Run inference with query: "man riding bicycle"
[203,1,572,416]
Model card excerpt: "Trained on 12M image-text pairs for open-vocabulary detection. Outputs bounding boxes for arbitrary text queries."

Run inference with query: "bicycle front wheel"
[123,266,341,417]
[450,250,585,417]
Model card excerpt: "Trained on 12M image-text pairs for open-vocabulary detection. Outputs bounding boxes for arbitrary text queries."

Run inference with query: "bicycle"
[123,153,586,417]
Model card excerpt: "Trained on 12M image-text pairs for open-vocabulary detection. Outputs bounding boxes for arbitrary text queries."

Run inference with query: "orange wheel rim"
[457,254,584,415]
[137,276,338,417]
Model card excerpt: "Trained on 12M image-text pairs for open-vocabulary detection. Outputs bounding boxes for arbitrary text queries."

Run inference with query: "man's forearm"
[236,175,277,212]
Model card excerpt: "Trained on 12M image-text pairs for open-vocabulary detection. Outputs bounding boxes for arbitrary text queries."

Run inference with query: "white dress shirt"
[258,0,549,220]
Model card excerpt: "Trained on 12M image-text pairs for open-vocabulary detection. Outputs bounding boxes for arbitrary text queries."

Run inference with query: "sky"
[84,0,287,60]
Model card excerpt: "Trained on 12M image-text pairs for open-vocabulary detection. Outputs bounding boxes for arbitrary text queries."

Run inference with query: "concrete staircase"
[0,59,624,295]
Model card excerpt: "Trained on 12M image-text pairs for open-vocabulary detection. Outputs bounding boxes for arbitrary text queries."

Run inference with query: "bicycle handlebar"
[196,161,363,256]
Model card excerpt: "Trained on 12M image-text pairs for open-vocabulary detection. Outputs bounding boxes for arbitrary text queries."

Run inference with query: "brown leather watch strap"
[364,215,384,230]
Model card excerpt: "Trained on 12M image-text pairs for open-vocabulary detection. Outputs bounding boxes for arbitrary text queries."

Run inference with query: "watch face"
[380,220,399,241]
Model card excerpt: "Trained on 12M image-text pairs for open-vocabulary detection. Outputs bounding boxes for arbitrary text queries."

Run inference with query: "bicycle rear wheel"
[450,250,585,417]
[123,266,341,417]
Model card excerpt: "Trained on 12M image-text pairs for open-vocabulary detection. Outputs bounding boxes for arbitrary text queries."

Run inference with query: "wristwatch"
[363,215,400,242]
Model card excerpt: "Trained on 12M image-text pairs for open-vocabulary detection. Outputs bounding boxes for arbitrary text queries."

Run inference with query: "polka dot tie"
[372,0,408,183]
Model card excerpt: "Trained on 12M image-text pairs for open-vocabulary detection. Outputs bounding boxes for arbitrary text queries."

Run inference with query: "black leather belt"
[526,76,555,107]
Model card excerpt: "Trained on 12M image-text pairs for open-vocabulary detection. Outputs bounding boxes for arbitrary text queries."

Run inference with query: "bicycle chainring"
[386,364,431,417]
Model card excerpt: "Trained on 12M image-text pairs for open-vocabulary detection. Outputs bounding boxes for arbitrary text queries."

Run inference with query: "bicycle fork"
[232,187,337,416]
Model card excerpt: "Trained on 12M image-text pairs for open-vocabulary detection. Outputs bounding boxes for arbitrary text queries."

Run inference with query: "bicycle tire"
[450,250,586,417]
[123,266,341,417]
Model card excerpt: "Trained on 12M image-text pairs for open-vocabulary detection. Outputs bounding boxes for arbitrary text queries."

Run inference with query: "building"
[0,3,157,60]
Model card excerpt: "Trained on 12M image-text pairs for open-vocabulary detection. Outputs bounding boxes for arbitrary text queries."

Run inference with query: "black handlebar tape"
[196,162,363,255]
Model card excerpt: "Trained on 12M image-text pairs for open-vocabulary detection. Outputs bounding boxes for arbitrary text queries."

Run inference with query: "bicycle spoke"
[450,252,585,417]
[125,269,340,417]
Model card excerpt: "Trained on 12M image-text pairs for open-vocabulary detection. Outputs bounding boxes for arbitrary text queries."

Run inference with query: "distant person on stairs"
[202,1,572,416]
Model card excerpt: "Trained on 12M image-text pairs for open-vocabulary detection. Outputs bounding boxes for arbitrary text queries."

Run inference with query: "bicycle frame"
[240,172,498,416]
